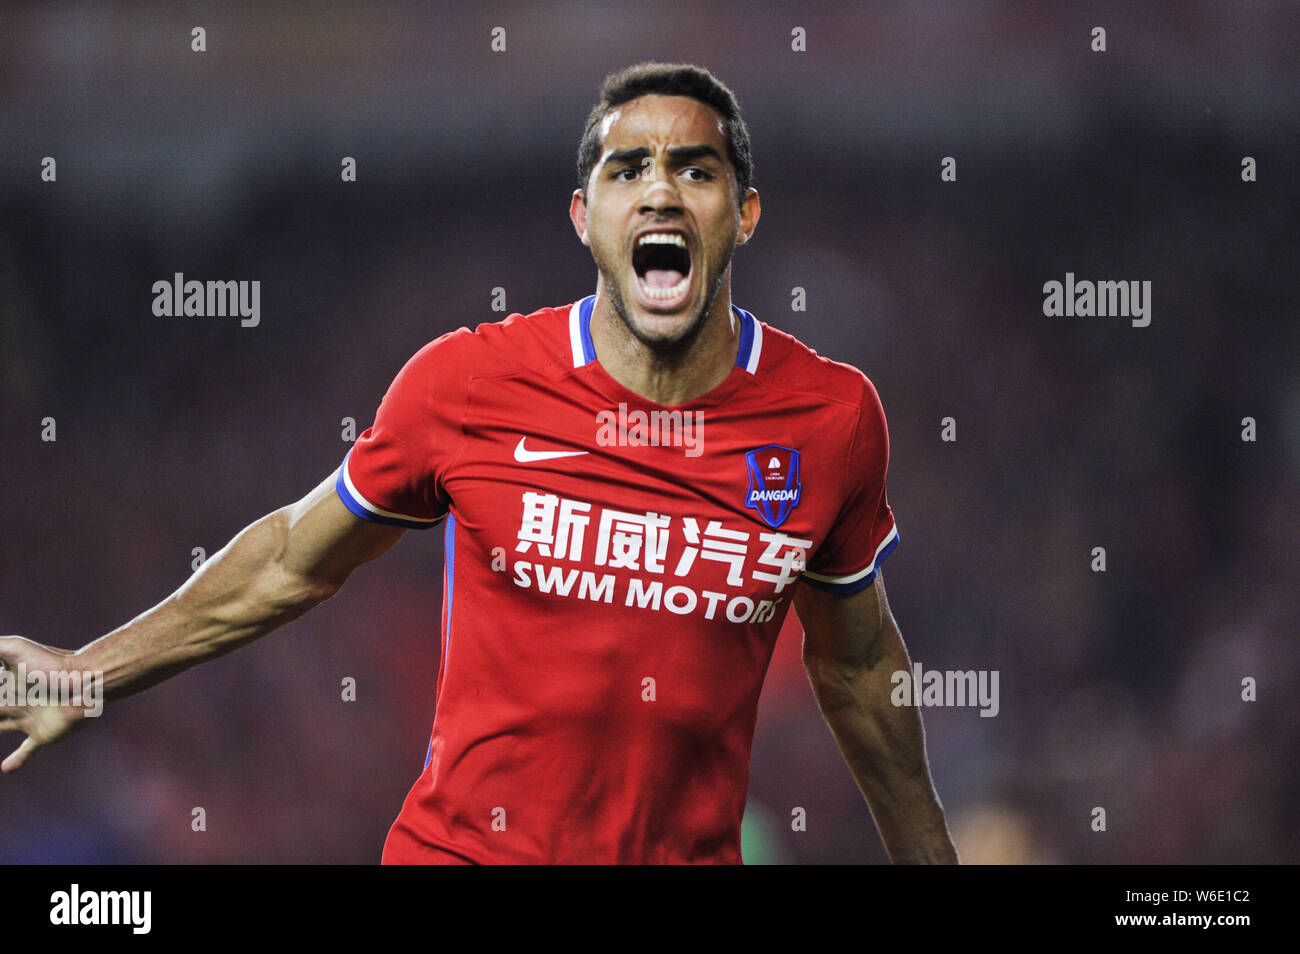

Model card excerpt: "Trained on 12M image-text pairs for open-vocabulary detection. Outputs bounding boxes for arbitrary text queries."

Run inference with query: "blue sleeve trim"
[801,529,899,594]
[334,451,445,530]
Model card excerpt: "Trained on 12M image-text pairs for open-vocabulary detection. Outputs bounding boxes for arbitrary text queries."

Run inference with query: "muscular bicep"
[794,573,896,672]
[277,470,407,592]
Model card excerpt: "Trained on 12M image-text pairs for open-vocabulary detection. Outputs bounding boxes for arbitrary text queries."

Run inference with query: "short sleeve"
[335,330,471,529]
[801,375,899,593]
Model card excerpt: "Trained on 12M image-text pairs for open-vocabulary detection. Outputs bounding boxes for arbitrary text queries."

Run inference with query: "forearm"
[77,508,337,702]
[806,644,959,864]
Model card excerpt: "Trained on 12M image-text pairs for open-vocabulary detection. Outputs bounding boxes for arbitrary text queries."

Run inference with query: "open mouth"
[632,232,693,308]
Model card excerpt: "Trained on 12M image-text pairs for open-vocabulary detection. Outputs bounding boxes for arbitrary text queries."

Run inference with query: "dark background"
[1,0,1296,863]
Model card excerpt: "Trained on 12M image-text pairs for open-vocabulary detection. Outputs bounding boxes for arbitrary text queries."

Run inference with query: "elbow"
[802,637,870,683]
[282,572,343,614]
[802,649,866,714]
[309,576,345,606]
[250,564,343,624]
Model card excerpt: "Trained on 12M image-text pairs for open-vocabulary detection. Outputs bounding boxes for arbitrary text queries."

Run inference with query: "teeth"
[639,273,691,300]
[637,233,687,248]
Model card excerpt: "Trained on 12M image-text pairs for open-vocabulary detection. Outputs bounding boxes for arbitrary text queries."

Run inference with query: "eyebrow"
[603,144,725,167]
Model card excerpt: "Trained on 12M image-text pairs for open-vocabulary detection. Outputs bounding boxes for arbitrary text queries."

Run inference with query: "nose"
[639,163,682,214]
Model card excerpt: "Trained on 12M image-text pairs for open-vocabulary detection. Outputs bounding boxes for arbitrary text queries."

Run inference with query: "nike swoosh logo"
[513,437,590,463]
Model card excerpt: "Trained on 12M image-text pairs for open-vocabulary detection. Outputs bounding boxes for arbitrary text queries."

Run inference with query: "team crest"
[744,444,802,528]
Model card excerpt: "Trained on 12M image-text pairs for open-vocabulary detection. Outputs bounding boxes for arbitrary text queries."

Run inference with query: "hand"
[0,635,103,773]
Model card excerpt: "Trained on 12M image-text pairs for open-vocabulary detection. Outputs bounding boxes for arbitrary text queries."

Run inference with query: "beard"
[596,245,732,360]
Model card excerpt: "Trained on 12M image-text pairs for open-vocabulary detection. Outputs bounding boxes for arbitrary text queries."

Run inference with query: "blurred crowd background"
[1,1,1296,863]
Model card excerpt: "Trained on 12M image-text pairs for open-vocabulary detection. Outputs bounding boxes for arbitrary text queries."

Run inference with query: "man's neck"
[588,282,739,406]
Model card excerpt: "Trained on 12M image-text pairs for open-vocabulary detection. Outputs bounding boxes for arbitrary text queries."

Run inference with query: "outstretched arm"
[0,470,405,772]
[794,572,959,863]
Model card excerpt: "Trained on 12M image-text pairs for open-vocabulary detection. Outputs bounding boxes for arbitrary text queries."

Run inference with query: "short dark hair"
[577,62,754,201]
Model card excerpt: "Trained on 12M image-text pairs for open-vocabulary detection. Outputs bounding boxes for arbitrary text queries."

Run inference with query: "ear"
[737,187,761,246]
[570,189,590,246]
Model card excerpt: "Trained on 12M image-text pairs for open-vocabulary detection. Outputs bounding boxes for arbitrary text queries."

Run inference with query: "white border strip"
[801,523,898,584]
[568,300,585,368]
[744,316,763,373]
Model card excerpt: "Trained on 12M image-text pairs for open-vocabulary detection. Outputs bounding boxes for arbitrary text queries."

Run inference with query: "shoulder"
[749,318,890,475]
[753,318,883,416]
[400,301,577,383]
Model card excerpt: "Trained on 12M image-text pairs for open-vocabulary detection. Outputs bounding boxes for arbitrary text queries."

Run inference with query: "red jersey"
[335,296,898,863]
